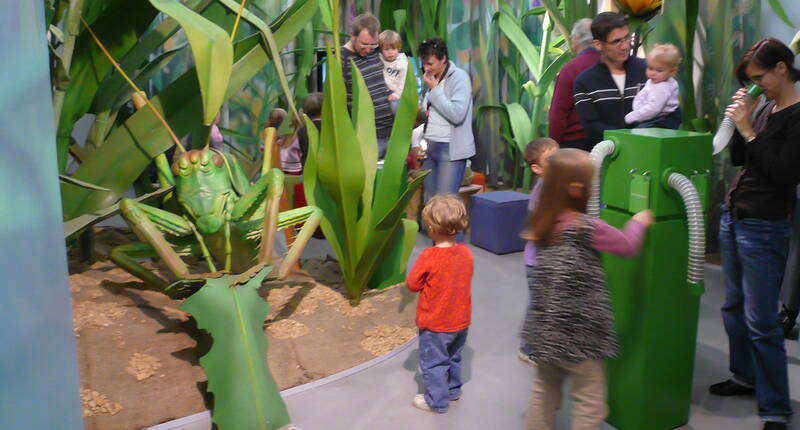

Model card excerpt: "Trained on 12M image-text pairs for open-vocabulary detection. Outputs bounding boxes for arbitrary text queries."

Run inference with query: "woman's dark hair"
[590,12,628,43]
[418,37,448,60]
[736,37,800,85]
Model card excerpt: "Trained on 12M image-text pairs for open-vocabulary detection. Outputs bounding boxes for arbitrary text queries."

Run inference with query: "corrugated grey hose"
[667,172,705,284]
[588,140,616,218]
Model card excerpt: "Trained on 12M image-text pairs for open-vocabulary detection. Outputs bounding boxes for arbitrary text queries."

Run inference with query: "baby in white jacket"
[625,44,681,128]
[379,30,409,105]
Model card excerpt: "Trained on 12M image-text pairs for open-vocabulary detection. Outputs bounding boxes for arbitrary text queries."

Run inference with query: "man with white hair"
[547,18,600,151]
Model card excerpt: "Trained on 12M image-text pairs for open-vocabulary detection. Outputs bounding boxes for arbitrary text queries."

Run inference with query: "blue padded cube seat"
[469,190,529,254]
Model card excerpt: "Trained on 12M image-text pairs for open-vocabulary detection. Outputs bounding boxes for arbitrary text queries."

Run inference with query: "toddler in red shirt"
[406,194,474,413]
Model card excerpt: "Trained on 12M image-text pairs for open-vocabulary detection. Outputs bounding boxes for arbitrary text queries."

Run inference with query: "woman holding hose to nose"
[710,37,800,430]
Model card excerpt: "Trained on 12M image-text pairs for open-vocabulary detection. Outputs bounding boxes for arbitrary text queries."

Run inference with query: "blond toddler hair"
[422,195,469,236]
[378,30,402,50]
[648,43,681,68]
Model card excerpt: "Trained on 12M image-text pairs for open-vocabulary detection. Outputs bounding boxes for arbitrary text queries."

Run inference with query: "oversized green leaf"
[649,0,699,126]
[63,186,174,239]
[96,44,188,117]
[318,0,333,31]
[48,43,71,90]
[495,11,542,82]
[394,9,418,61]
[372,64,419,225]
[148,0,233,125]
[302,114,345,262]
[316,50,366,283]
[293,22,315,100]
[58,175,110,192]
[91,0,213,116]
[374,172,429,230]
[304,43,422,302]
[60,0,318,220]
[767,0,795,28]
[350,62,378,250]
[539,0,571,48]
[217,0,298,119]
[505,102,533,153]
[55,0,158,171]
[180,271,290,430]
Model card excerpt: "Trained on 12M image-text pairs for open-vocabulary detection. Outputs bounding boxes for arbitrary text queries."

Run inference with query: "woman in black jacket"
[710,38,800,430]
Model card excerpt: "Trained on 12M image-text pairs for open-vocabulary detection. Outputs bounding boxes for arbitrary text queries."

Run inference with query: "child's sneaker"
[412,394,446,413]
[517,350,535,366]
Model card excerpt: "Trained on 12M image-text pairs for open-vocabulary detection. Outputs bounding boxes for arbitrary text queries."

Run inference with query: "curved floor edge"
[145,336,419,430]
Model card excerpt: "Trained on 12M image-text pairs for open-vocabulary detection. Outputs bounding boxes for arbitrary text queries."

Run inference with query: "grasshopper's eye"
[178,154,190,169]
[212,153,224,167]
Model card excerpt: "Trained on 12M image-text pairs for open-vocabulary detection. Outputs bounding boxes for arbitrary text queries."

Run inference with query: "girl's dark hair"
[418,37,448,60]
[736,37,800,85]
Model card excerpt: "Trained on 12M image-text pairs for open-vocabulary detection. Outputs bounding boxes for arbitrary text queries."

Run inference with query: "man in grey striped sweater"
[342,13,395,159]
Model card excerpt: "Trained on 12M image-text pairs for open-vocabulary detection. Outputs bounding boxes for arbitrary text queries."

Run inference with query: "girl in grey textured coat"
[520,149,652,430]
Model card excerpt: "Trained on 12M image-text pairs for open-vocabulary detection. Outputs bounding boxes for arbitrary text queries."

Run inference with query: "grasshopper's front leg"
[231,168,284,266]
[274,206,323,280]
[118,198,197,280]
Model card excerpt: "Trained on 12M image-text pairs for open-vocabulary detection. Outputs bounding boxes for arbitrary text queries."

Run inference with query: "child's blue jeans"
[419,328,468,412]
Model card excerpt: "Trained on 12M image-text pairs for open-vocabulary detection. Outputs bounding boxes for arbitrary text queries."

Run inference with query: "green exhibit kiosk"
[590,129,711,430]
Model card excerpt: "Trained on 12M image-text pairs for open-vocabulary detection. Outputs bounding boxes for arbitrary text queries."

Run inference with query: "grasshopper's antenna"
[80,15,186,153]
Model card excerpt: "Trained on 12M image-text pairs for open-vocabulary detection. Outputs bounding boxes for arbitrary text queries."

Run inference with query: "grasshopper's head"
[173,149,235,234]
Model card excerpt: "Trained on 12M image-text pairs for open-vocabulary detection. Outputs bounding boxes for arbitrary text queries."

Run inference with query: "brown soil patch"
[360,325,417,356]
[71,227,417,430]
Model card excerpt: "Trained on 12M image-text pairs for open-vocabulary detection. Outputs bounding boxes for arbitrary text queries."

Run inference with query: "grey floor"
[150,233,800,430]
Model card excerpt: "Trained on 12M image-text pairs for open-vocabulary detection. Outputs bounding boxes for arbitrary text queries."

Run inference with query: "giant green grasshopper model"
[110,136,321,291]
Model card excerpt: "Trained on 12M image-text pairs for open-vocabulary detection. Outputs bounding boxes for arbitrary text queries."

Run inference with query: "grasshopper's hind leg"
[109,240,201,293]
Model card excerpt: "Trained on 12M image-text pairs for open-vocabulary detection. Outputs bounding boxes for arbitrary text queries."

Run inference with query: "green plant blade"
[217,0,299,119]
[505,102,533,153]
[148,0,233,125]
[90,0,213,117]
[366,218,418,290]
[374,171,429,230]
[535,49,572,96]
[318,0,333,31]
[767,0,795,28]
[55,0,159,171]
[315,49,366,280]
[495,11,542,82]
[539,0,571,47]
[180,271,290,430]
[58,174,110,192]
[350,61,378,252]
[94,44,187,117]
[63,186,174,239]
[301,114,346,262]
[60,0,318,220]
[394,9,418,61]
[372,63,419,225]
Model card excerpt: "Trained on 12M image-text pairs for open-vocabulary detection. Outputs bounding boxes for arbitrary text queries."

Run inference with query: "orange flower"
[616,0,662,16]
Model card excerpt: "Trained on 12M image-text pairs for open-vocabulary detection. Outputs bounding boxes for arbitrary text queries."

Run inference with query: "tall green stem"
[52,0,85,126]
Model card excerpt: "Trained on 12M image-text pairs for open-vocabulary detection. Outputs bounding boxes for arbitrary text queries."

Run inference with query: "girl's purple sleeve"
[590,218,647,257]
